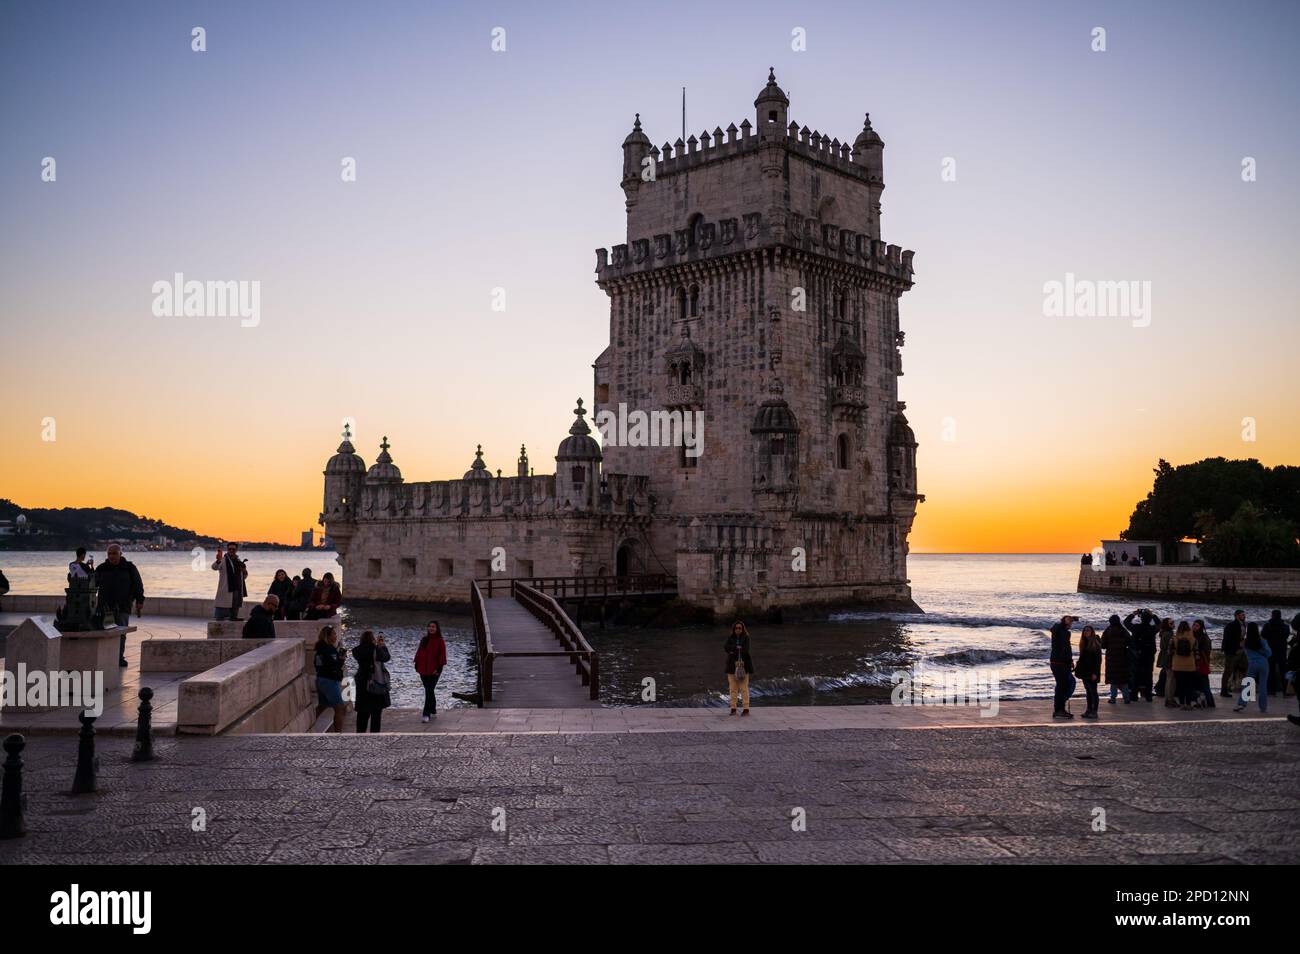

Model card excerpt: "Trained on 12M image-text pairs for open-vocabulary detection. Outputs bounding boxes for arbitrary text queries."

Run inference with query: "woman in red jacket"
[414,620,448,722]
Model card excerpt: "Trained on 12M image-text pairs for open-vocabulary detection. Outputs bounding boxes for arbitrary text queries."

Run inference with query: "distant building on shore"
[321,71,921,617]
[301,529,315,548]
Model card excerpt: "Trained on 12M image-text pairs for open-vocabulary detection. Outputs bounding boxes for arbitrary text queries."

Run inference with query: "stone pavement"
[1,718,1295,864]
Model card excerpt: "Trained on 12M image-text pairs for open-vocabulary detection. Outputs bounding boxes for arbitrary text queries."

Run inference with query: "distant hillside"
[0,499,292,550]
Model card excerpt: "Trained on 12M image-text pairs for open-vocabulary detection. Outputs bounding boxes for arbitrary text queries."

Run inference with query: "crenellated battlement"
[641,115,877,182]
[595,211,913,286]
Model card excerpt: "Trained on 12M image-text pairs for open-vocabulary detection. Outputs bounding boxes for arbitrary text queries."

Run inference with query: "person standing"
[1192,618,1215,708]
[1170,621,1198,709]
[352,630,391,733]
[305,571,341,619]
[1233,623,1272,714]
[1221,610,1247,697]
[1123,610,1158,701]
[67,547,93,583]
[1154,617,1178,708]
[1049,615,1077,719]
[313,625,347,733]
[414,621,448,723]
[1261,610,1290,696]
[1075,624,1103,719]
[724,620,754,716]
[1101,614,1131,704]
[210,542,249,621]
[93,543,144,667]
[267,569,294,621]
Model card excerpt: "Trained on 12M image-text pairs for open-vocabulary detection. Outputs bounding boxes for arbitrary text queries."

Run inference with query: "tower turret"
[321,423,365,556]
[365,436,403,484]
[753,68,789,138]
[853,113,885,238]
[555,398,602,510]
[517,444,530,478]
[621,113,653,211]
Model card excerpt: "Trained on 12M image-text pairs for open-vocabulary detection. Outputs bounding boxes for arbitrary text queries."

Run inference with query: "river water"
[2,550,1294,709]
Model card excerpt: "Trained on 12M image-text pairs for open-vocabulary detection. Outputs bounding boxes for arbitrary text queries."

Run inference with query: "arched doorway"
[615,540,638,577]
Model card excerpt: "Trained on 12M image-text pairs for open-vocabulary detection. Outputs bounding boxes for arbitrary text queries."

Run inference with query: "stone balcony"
[831,384,869,411]
[665,383,703,408]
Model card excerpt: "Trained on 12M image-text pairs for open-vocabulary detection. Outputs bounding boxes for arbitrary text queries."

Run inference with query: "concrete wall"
[1078,566,1300,605]
[176,638,311,735]
[4,594,218,618]
[141,638,259,672]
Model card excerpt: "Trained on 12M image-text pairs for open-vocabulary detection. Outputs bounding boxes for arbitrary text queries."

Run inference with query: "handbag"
[367,651,390,695]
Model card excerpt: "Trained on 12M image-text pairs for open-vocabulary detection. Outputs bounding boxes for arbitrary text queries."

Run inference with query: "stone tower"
[593,69,923,615]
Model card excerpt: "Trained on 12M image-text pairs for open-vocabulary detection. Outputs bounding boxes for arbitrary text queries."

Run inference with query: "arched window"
[769,434,786,457]
[836,289,848,322]
[571,465,586,486]
[687,212,703,247]
[689,284,700,317]
[836,433,850,470]
[676,287,687,321]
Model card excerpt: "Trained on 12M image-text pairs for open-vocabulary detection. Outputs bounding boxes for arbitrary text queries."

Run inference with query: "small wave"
[829,609,1059,631]
[923,647,1043,666]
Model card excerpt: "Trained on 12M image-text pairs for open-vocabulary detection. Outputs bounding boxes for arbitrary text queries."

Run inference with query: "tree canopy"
[1122,458,1300,565]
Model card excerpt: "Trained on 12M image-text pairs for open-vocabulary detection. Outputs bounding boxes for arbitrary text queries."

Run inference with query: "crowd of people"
[208,542,341,622]
[1049,608,1300,724]
[313,621,448,733]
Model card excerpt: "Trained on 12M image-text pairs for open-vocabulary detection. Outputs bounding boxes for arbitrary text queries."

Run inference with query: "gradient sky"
[2,0,1297,550]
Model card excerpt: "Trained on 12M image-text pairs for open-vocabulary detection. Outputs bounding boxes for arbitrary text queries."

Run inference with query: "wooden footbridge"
[469,576,676,708]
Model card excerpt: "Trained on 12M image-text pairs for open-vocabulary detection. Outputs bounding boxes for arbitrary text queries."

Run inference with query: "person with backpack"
[1233,623,1272,714]
[1154,617,1179,707]
[414,621,448,723]
[724,620,754,716]
[352,630,391,733]
[1075,624,1103,719]
[313,625,347,733]
[1101,614,1131,704]
[1220,610,1247,697]
[1170,621,1198,709]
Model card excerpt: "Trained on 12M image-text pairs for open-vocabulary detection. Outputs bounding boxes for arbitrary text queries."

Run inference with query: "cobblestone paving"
[1,721,1295,864]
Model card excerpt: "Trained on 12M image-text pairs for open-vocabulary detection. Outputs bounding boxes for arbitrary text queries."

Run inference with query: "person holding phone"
[211,541,249,621]
[313,625,348,733]
[352,630,392,734]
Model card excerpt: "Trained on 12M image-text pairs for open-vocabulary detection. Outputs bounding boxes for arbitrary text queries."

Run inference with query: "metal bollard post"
[0,734,26,839]
[71,711,99,795]
[132,687,155,763]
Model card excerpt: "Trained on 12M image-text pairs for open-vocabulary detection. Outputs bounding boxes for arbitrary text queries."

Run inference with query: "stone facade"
[322,71,922,617]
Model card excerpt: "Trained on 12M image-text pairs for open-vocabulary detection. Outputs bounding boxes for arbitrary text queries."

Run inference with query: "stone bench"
[177,638,313,735]
[205,618,337,641]
[141,638,261,673]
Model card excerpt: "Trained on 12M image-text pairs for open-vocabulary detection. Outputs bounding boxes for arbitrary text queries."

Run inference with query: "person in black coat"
[93,543,145,667]
[1262,610,1290,696]
[1220,610,1247,697]
[724,620,754,716]
[1074,625,1103,719]
[267,569,294,620]
[286,569,316,621]
[1123,609,1159,701]
[352,630,392,733]
[241,596,278,638]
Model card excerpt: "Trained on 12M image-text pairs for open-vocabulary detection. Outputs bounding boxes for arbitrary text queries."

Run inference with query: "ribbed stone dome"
[556,398,602,461]
[325,428,366,475]
[365,437,402,482]
[463,445,491,480]
[888,410,916,445]
[751,381,799,433]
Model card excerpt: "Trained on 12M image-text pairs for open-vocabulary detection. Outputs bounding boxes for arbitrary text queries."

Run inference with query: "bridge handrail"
[470,580,494,705]
[475,574,676,599]
[511,581,600,700]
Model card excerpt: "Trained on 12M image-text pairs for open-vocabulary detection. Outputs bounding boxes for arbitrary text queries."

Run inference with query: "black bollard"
[0,734,26,839]
[132,687,155,763]
[71,711,99,795]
